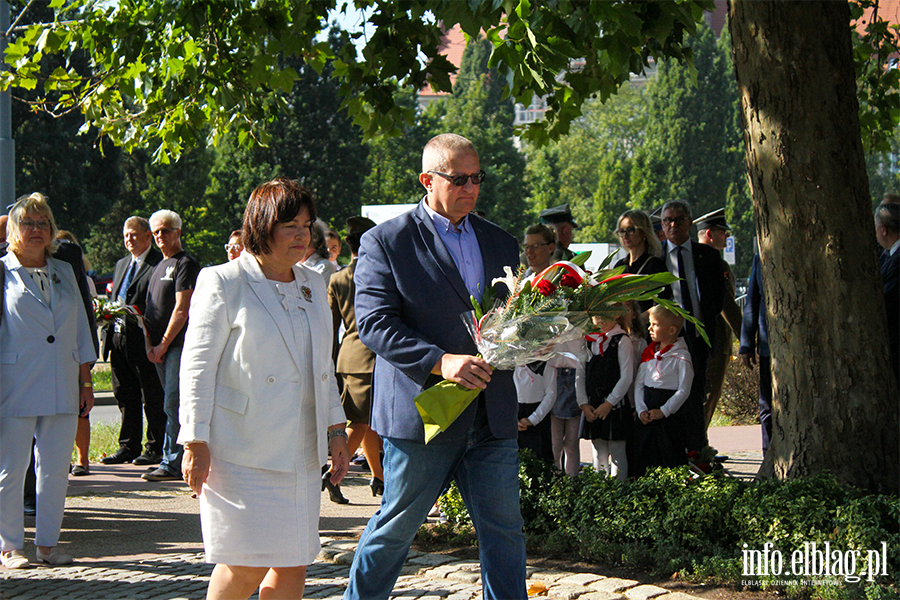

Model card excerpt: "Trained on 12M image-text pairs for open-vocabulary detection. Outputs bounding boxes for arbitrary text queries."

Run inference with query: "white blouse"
[634,338,694,418]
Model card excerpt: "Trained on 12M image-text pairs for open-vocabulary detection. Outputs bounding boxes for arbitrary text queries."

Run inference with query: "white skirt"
[199,453,322,567]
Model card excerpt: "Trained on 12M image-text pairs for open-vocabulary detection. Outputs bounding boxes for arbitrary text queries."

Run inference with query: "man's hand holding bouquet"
[415,251,705,443]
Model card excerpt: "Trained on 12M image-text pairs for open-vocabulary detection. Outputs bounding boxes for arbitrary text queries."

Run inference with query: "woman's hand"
[182,442,210,497]
[327,429,350,486]
[79,387,94,417]
[78,364,94,416]
[517,418,531,431]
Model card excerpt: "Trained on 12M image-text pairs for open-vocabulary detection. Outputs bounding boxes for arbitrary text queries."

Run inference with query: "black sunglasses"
[429,170,486,187]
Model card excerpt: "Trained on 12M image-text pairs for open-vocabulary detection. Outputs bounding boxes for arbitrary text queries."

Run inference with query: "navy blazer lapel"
[414,201,471,305]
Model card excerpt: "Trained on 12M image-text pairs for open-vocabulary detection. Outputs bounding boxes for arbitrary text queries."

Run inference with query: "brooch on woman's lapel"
[301,285,313,303]
[51,273,61,284]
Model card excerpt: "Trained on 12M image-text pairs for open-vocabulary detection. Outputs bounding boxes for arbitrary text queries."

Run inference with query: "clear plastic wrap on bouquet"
[460,309,593,370]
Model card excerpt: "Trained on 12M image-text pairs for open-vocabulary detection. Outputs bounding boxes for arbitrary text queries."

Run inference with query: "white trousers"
[590,439,628,481]
[0,413,78,550]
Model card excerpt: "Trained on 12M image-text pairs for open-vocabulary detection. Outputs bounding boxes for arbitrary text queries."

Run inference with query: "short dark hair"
[242,178,316,256]
[662,199,692,219]
[876,202,899,234]
[524,223,556,245]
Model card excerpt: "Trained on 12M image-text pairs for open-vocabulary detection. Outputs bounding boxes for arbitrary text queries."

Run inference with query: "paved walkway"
[0,426,763,599]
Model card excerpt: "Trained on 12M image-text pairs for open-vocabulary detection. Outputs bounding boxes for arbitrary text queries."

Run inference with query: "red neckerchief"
[585,331,610,355]
[641,341,674,363]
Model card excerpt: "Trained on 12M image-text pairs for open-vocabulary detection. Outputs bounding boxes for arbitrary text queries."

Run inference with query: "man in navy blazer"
[739,250,772,455]
[875,202,899,386]
[659,200,726,452]
[346,134,526,600]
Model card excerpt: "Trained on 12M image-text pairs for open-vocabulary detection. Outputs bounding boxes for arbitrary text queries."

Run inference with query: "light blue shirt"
[422,199,485,301]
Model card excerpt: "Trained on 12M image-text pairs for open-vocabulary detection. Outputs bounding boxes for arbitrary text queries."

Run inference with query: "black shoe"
[101,449,139,464]
[23,505,36,516]
[370,477,384,496]
[71,465,90,476]
[141,468,180,482]
[321,470,349,504]
[132,452,162,466]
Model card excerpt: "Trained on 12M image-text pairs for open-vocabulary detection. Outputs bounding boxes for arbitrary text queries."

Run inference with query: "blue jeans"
[345,401,526,600]
[155,347,183,476]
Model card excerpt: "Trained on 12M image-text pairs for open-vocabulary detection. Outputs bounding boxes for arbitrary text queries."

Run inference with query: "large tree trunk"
[728,1,898,494]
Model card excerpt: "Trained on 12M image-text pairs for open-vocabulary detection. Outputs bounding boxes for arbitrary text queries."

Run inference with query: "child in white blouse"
[632,305,694,477]
[514,362,557,464]
[579,310,634,480]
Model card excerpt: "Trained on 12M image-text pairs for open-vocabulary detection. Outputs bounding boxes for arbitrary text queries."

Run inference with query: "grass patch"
[92,362,112,391]
[88,423,122,461]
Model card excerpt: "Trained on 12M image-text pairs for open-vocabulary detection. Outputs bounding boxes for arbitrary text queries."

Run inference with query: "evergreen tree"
[629,21,752,276]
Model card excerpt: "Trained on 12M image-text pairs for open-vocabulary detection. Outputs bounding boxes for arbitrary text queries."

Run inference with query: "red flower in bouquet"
[535,279,557,296]
[560,272,581,288]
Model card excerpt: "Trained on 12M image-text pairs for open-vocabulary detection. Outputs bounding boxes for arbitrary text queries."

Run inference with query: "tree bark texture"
[728,0,898,494]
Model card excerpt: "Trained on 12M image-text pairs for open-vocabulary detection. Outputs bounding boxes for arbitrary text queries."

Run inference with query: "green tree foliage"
[205,27,369,232]
[1,0,714,161]
[629,22,742,212]
[441,37,529,234]
[362,88,436,206]
[629,21,753,276]
[10,1,121,244]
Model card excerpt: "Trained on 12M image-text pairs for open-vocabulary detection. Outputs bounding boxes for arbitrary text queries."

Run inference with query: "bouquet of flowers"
[92,297,150,348]
[93,296,131,325]
[415,251,703,443]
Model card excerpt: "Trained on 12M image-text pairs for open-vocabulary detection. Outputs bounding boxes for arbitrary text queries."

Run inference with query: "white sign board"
[361,204,418,225]
[724,236,736,265]
[568,243,627,273]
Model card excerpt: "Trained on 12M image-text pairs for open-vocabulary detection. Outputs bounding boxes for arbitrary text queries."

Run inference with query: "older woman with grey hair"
[0,193,96,569]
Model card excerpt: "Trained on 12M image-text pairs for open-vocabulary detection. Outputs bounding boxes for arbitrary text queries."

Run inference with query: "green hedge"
[435,452,900,598]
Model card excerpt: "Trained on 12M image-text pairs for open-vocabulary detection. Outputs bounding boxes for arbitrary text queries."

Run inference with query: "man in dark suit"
[739,249,772,455]
[100,216,166,465]
[694,208,742,427]
[875,202,899,386]
[345,134,526,600]
[660,200,725,452]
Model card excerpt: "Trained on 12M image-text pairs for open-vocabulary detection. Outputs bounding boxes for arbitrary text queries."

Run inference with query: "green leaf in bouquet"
[596,250,621,271]
[470,294,483,322]
[570,250,591,268]
[654,297,710,348]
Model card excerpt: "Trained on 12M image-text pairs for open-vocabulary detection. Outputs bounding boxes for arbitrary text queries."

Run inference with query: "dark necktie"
[118,260,138,303]
[677,246,695,336]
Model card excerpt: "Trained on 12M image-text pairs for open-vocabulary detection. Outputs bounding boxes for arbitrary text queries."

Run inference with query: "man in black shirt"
[142,210,200,482]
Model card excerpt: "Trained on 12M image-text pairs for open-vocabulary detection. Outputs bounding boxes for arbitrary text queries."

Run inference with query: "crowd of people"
[0,134,896,600]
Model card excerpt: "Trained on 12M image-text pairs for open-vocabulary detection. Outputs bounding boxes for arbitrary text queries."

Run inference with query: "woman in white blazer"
[179,178,349,600]
[0,193,97,569]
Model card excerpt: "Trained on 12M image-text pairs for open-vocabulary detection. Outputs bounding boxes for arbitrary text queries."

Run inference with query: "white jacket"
[178,252,344,471]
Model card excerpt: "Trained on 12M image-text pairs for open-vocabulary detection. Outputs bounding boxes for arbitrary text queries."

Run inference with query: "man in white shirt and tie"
[659,200,725,453]
[100,217,166,466]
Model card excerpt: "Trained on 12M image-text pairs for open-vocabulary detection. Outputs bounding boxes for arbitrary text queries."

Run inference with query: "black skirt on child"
[580,334,632,441]
[631,387,687,478]
[517,402,554,464]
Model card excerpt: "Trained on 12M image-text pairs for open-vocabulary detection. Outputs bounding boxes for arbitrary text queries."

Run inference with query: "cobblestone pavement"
[1,539,704,600]
[0,423,761,599]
